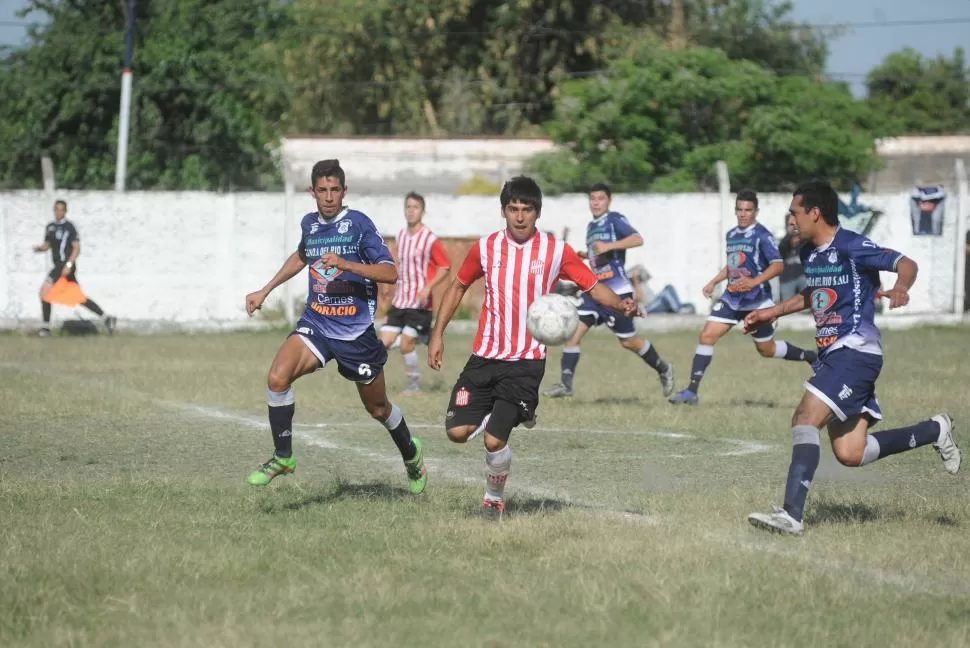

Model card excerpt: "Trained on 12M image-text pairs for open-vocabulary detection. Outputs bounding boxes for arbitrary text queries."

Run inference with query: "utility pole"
[114,0,135,191]
[670,0,686,51]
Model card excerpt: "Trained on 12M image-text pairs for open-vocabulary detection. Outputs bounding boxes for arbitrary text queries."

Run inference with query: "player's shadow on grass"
[261,481,412,513]
[806,502,882,525]
[465,496,572,520]
[730,398,783,409]
[590,397,642,406]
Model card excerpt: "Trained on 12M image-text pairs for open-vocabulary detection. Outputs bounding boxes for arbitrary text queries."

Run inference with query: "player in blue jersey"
[669,189,817,405]
[243,159,428,494]
[744,179,960,535]
[543,183,674,399]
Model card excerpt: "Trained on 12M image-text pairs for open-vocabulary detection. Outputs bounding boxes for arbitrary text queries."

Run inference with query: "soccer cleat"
[480,497,504,521]
[748,506,804,536]
[668,388,698,405]
[104,315,117,336]
[36,328,51,337]
[543,383,573,398]
[247,455,296,486]
[404,437,428,494]
[658,363,675,398]
[931,413,960,475]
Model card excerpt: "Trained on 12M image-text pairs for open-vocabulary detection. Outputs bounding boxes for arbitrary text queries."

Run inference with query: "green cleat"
[247,455,296,486]
[404,437,428,495]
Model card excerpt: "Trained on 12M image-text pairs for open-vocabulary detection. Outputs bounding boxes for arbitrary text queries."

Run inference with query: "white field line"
[2,361,964,598]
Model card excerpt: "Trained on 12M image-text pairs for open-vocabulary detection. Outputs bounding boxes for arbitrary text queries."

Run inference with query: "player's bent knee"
[484,434,508,453]
[366,401,392,421]
[756,343,775,358]
[446,426,475,443]
[266,368,292,393]
[400,338,416,354]
[833,446,865,467]
[619,336,640,351]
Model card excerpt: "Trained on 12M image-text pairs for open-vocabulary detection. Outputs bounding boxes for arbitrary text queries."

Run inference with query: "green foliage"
[865,48,970,135]
[0,0,290,190]
[529,41,880,193]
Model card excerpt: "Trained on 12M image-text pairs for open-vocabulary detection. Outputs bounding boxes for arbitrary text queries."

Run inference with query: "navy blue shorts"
[805,347,883,423]
[577,292,636,338]
[292,320,387,383]
[708,298,775,341]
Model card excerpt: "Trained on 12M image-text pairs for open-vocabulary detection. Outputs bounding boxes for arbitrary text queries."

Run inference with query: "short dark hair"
[589,182,612,198]
[500,176,542,212]
[54,199,67,209]
[793,179,839,226]
[311,159,345,187]
[405,191,425,211]
[735,189,758,208]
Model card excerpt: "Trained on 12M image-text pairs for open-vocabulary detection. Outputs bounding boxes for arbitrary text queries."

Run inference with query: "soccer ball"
[526,293,580,346]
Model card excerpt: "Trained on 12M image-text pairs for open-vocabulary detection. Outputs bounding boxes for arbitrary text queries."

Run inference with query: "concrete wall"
[1,189,965,327]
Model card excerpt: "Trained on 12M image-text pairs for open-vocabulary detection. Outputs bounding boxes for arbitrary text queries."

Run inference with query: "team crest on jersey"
[744,230,754,238]
[529,259,545,275]
[727,251,747,267]
[827,249,838,263]
[337,220,351,234]
[310,222,320,235]
[810,288,837,313]
[310,260,342,283]
[455,387,471,407]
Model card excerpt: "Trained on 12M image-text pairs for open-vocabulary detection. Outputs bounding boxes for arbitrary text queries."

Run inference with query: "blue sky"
[1,0,967,97]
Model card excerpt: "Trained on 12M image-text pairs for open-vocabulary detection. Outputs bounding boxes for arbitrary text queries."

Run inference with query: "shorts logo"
[446,410,455,419]
[337,220,351,234]
[712,302,723,311]
[838,384,853,400]
[727,251,747,267]
[810,288,837,313]
[455,387,470,407]
[297,327,312,335]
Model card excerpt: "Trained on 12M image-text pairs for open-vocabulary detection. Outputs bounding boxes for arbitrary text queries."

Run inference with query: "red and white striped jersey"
[391,225,451,310]
[457,230,597,361]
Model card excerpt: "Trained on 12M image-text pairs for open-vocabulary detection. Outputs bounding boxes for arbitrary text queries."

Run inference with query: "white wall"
[1,189,964,326]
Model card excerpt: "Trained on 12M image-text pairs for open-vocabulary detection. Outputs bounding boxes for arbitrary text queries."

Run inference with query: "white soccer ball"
[526,293,580,346]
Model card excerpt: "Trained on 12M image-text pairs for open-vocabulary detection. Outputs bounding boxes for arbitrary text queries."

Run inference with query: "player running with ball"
[427,176,637,520]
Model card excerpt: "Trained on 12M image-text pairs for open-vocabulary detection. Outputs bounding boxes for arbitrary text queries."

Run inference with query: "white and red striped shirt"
[391,225,451,310]
[457,230,597,361]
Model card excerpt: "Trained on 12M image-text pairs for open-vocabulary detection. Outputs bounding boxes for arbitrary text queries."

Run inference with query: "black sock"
[42,301,51,324]
[687,345,715,393]
[639,342,668,373]
[383,403,416,461]
[267,389,295,458]
[82,299,104,317]
[778,341,815,363]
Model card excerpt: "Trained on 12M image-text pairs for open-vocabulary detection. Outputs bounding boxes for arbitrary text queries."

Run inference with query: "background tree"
[865,47,970,135]
[525,40,880,193]
[0,0,289,190]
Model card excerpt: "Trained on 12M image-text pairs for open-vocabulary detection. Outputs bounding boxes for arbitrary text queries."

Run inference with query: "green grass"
[2,326,970,647]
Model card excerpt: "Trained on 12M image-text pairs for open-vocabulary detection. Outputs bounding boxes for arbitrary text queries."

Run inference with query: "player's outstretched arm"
[427,277,470,370]
[591,233,643,255]
[245,251,306,316]
[877,256,918,309]
[321,254,398,284]
[742,287,809,333]
[33,241,50,253]
[589,282,639,317]
[703,266,728,298]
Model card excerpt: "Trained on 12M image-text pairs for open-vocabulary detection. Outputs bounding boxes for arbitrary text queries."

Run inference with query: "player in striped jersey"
[380,192,451,392]
[428,176,639,520]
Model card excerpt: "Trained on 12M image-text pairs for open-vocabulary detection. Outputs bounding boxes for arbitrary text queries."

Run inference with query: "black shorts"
[445,355,546,429]
[47,265,77,283]
[381,307,433,338]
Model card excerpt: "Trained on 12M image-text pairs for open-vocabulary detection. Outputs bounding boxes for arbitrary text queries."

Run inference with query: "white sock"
[484,445,512,501]
[860,435,881,466]
[403,350,420,381]
[773,341,789,359]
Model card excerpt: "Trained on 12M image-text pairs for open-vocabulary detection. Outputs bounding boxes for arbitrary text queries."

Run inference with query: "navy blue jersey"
[585,211,637,294]
[297,208,394,341]
[722,223,782,310]
[801,228,903,358]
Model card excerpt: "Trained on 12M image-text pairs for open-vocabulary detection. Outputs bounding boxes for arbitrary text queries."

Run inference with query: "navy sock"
[42,300,51,324]
[687,345,714,393]
[782,425,821,522]
[783,342,815,363]
[870,419,940,460]
[383,403,416,461]
[639,342,668,373]
[82,299,104,317]
[561,348,580,389]
[267,389,295,458]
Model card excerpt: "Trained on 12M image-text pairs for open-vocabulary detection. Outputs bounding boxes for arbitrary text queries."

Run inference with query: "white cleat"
[932,413,960,475]
[659,363,675,398]
[467,413,491,442]
[748,506,804,536]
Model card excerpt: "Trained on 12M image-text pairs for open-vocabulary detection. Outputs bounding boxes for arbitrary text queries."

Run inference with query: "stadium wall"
[0,189,966,329]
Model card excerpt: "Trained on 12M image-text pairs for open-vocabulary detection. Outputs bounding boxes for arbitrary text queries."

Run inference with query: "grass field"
[2,325,970,647]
